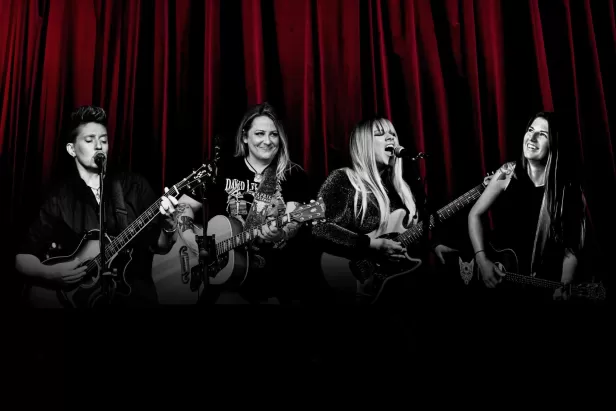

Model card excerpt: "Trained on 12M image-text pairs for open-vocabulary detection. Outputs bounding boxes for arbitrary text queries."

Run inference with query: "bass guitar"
[477,243,607,302]
[24,163,217,308]
[152,198,326,304]
[320,173,494,304]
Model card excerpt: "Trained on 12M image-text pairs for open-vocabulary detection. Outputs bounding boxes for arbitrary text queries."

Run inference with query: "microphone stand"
[193,151,220,304]
[403,152,432,253]
[192,182,210,300]
[97,161,114,303]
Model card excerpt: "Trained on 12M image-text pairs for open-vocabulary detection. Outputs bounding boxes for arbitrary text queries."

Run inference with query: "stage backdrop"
[1,0,615,281]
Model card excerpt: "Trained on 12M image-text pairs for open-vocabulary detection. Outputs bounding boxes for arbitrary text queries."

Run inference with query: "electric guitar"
[476,243,607,302]
[152,198,327,304]
[320,172,494,304]
[24,163,217,308]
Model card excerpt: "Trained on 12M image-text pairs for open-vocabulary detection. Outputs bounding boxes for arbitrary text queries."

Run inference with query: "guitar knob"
[51,242,56,249]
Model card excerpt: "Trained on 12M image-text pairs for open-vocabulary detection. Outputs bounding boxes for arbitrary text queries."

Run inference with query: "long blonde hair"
[344,118,416,235]
[234,102,293,181]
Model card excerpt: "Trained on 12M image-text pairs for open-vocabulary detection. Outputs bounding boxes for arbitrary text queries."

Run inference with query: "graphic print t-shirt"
[190,155,311,229]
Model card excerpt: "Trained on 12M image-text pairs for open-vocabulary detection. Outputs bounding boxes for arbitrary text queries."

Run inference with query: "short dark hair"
[66,105,107,143]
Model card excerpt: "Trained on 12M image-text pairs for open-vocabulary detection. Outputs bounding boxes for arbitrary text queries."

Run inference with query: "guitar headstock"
[482,171,496,187]
[572,282,607,302]
[174,158,221,196]
[289,198,326,225]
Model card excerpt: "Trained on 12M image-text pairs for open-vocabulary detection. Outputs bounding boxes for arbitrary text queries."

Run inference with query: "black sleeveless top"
[491,172,546,277]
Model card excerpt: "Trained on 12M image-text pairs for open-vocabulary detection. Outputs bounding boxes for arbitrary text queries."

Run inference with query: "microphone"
[389,145,429,161]
[94,152,107,171]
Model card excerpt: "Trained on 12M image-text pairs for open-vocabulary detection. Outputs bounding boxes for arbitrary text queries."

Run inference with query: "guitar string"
[398,184,484,246]
[83,177,201,272]
[216,202,323,254]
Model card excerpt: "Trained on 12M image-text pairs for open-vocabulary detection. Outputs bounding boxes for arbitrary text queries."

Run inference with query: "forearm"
[561,252,578,284]
[175,202,199,253]
[468,211,487,257]
[154,202,194,254]
[15,254,50,280]
[155,227,178,253]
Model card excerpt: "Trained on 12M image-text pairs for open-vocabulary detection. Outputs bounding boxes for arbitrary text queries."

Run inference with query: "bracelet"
[474,249,485,256]
[163,225,177,234]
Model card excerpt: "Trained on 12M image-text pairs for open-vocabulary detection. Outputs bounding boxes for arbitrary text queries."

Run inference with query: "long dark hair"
[519,111,585,253]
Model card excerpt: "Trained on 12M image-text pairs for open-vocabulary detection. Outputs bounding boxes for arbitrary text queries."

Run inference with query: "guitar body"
[152,215,249,303]
[484,243,521,279]
[206,215,250,286]
[25,230,133,308]
[320,209,423,304]
[478,243,607,301]
[152,225,205,304]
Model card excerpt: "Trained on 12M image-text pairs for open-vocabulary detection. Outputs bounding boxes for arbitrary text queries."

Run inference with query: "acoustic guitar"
[24,163,217,308]
[476,243,607,302]
[152,198,326,304]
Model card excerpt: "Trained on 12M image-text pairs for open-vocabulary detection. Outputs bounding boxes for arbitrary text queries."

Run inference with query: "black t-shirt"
[193,155,311,221]
[18,171,162,306]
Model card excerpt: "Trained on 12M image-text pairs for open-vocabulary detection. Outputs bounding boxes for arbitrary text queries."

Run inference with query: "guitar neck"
[398,183,486,247]
[215,214,289,256]
[503,271,563,290]
[86,186,182,271]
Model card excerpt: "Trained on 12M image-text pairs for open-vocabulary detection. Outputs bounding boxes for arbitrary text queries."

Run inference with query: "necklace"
[245,157,265,183]
[87,184,101,203]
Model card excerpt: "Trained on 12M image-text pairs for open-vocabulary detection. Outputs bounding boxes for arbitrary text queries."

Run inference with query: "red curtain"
[2,0,615,266]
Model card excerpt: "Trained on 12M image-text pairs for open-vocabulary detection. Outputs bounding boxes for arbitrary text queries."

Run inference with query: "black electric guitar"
[152,198,326,304]
[477,243,607,302]
[320,172,494,304]
[24,163,217,308]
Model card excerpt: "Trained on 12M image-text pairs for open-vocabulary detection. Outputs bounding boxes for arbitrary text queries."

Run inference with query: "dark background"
[1,0,613,403]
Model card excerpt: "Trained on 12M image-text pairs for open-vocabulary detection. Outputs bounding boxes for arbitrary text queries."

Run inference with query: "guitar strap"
[110,178,129,230]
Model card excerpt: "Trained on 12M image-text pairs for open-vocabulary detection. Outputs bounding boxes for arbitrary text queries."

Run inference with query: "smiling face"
[523,116,550,163]
[373,119,398,170]
[242,115,280,165]
[66,122,109,172]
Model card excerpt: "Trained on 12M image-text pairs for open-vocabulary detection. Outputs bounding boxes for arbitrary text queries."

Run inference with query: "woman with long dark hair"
[468,111,587,301]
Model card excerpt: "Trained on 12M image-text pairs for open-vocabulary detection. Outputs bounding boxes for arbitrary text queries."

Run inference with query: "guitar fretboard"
[503,271,563,290]
[397,183,485,247]
[83,184,187,274]
[215,214,289,256]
